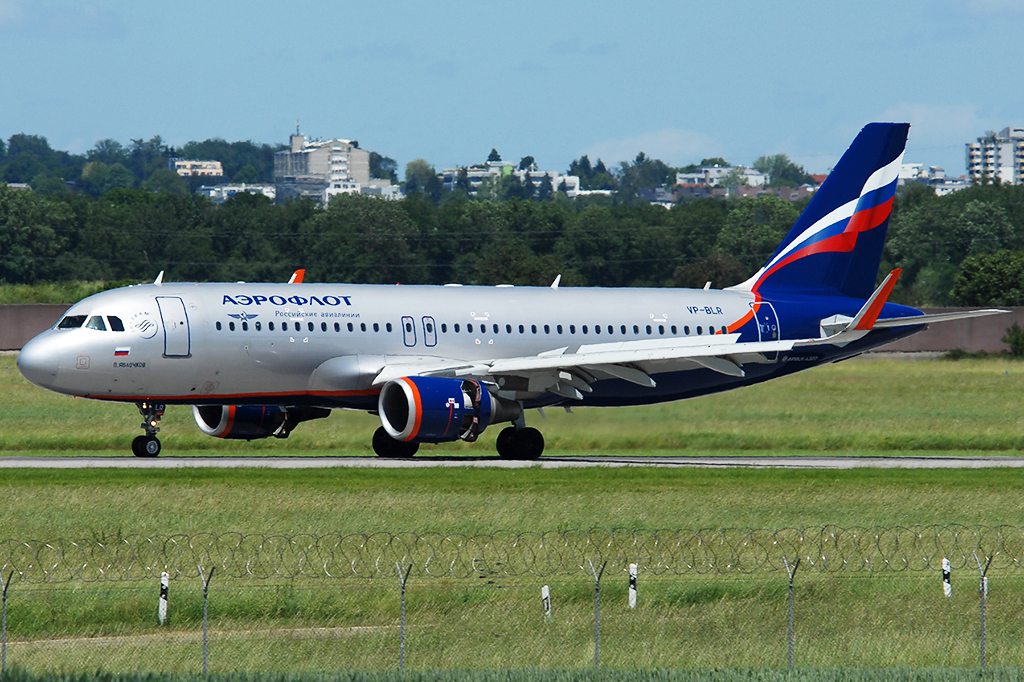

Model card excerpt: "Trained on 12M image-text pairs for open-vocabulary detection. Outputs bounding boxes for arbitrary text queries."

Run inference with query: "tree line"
[4,176,1024,307]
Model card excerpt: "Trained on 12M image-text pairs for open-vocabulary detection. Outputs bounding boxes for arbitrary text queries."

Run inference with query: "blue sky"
[2,0,1022,177]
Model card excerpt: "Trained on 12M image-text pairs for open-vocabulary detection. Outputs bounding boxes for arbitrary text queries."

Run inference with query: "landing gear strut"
[132,402,164,457]
[495,423,545,460]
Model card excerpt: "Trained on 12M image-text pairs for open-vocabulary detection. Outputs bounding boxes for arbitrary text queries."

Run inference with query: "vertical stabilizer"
[735,123,909,299]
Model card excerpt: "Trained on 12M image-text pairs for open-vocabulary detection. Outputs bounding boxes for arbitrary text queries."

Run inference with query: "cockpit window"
[108,316,125,332]
[57,315,87,329]
[85,316,107,331]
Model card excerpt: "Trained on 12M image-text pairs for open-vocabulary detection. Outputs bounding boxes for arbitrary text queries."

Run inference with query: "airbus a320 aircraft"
[17,123,1002,458]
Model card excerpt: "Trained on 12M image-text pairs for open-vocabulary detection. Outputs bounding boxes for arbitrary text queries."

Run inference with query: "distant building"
[274,129,391,202]
[169,159,224,178]
[440,161,580,198]
[966,127,1024,185]
[676,166,766,188]
[899,163,969,196]
[197,183,276,204]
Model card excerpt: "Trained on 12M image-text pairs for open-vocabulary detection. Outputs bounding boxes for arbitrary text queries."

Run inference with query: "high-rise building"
[966,127,1024,184]
[274,130,376,201]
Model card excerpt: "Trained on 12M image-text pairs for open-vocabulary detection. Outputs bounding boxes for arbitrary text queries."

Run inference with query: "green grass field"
[3,356,1024,674]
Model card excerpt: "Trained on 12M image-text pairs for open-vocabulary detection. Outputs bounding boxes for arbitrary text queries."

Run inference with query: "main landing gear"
[495,425,544,460]
[372,427,420,458]
[132,402,164,457]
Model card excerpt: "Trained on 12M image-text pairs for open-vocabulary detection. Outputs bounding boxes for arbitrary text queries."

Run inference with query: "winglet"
[154,271,164,287]
[550,274,561,290]
[288,269,305,284]
[850,268,901,331]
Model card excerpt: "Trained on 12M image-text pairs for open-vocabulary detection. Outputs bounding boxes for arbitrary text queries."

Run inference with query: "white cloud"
[584,128,720,166]
[0,0,124,40]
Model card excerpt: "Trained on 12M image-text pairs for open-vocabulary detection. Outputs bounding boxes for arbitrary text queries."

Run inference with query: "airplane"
[17,123,1004,458]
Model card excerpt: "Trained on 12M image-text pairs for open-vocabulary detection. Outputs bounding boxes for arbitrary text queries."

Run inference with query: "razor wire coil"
[0,525,1019,583]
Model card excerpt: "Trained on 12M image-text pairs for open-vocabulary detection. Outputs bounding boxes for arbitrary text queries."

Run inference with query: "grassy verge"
[3,357,1024,454]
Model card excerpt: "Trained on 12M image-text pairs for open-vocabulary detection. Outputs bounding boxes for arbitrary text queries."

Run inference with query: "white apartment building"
[275,131,390,201]
[440,161,580,198]
[966,127,1024,185]
[169,159,224,178]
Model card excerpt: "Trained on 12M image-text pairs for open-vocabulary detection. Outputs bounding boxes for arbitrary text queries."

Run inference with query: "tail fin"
[736,123,909,299]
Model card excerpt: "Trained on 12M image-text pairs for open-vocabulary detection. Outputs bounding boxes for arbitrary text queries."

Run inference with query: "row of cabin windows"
[215,320,731,336]
[216,320,392,333]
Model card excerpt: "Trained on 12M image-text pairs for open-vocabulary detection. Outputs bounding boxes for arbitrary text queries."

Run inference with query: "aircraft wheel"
[133,435,161,457]
[496,426,544,460]
[372,426,419,458]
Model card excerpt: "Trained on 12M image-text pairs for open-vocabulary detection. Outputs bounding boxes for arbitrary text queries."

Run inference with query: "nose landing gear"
[132,402,165,457]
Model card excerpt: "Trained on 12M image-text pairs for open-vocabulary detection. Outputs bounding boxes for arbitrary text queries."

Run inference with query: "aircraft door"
[422,316,437,347]
[401,316,417,347]
[155,296,191,357]
[753,301,780,362]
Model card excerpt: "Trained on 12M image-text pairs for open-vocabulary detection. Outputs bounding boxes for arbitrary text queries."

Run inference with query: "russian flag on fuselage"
[747,123,909,300]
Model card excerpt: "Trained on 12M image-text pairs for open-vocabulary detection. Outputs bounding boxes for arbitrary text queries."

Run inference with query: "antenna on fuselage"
[154,271,164,287]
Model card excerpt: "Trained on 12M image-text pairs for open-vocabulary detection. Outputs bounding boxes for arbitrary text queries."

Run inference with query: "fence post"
[1,571,12,676]
[783,556,800,671]
[395,563,412,671]
[974,553,993,669]
[198,565,215,675]
[588,560,607,670]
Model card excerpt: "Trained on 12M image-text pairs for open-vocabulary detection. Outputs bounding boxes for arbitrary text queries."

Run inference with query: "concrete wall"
[1,304,1021,353]
[1,305,70,350]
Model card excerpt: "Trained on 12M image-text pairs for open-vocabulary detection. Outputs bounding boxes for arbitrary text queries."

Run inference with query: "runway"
[1,454,1023,469]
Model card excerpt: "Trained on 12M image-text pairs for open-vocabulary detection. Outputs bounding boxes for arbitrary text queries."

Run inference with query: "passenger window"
[468,323,474,333]
[373,323,380,332]
[531,325,537,334]
[658,325,665,335]
[282,322,288,331]
[216,321,222,331]
[507,324,513,334]
[609,325,614,335]
[360,323,367,332]
[256,321,262,331]
[387,323,393,332]
[440,323,447,333]
[646,325,652,335]
[684,326,690,335]
[570,325,576,334]
[426,322,434,333]
[86,316,107,331]
[582,325,588,334]
[242,322,248,331]
[620,325,626,335]
[57,315,87,329]
[229,322,236,331]
[633,325,639,335]
[555,325,562,334]
[321,322,327,332]
[697,326,703,335]
[347,323,354,332]
[454,323,461,333]
[108,316,125,332]
[671,325,677,334]
[307,322,314,332]
[722,326,728,334]
[335,323,340,332]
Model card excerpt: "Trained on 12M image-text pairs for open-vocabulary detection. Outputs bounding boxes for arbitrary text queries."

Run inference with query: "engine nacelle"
[378,377,522,443]
[193,405,330,440]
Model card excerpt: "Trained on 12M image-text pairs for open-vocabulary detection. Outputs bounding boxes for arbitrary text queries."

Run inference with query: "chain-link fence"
[1,527,1022,673]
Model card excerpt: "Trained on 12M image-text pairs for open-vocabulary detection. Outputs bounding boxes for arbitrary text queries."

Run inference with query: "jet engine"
[193,405,330,440]
[378,377,521,443]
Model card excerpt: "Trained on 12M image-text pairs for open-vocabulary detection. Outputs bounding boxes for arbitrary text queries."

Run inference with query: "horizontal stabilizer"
[874,309,1008,328]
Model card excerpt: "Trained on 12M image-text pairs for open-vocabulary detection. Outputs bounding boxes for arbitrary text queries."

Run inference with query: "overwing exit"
[17,123,1004,458]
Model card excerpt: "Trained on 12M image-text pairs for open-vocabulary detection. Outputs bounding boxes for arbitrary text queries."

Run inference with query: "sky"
[2,0,1023,178]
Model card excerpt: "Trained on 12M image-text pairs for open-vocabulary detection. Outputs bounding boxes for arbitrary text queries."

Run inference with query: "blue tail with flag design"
[738,123,909,300]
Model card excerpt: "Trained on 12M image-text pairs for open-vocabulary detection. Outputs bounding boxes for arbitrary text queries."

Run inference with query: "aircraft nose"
[17,334,60,389]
